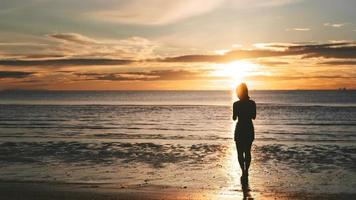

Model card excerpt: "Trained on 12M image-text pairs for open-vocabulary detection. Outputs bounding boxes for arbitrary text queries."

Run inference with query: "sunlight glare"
[211,60,261,87]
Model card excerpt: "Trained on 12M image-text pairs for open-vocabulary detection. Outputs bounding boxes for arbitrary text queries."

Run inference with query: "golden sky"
[0,0,356,90]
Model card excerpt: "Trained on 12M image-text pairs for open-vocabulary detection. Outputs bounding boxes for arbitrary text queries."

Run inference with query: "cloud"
[0,33,158,60]
[256,0,303,7]
[2,41,356,68]
[256,60,290,66]
[295,43,356,59]
[324,22,347,28]
[0,58,133,67]
[89,0,224,25]
[214,49,230,55]
[160,49,294,63]
[48,33,97,45]
[247,75,356,81]
[227,0,303,9]
[291,28,310,31]
[319,60,356,66]
[47,33,157,59]
[161,42,356,62]
[75,70,212,81]
[0,42,53,59]
[2,38,356,68]
[0,71,35,79]
[254,42,356,59]
[0,42,48,47]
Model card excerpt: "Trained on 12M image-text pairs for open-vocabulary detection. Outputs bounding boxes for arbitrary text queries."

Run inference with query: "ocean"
[0,90,355,194]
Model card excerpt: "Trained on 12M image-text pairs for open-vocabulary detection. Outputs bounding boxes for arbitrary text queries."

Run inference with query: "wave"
[1,102,356,108]
[257,123,356,126]
[1,134,355,143]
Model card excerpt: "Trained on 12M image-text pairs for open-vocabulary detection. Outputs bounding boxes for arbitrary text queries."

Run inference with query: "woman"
[232,83,256,189]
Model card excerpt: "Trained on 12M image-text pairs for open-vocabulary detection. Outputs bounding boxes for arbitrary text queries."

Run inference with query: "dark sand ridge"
[1,141,355,168]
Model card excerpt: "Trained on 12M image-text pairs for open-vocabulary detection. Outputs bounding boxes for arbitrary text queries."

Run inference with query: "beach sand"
[1,140,355,200]
[1,181,356,200]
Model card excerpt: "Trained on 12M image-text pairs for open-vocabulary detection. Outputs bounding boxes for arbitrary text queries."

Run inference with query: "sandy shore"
[1,181,355,200]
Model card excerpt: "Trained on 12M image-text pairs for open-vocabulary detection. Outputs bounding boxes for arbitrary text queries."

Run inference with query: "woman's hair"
[237,83,249,100]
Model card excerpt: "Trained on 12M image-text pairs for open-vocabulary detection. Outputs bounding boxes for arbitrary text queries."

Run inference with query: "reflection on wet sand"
[0,139,355,199]
[215,144,255,200]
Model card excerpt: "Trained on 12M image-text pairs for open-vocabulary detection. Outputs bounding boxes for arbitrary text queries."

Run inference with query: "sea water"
[0,90,355,193]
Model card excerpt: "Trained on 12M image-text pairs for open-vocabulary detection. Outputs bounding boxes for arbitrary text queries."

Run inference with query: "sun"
[210,60,260,87]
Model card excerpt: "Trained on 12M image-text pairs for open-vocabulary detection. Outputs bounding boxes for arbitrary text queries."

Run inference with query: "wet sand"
[0,140,355,199]
[1,181,356,200]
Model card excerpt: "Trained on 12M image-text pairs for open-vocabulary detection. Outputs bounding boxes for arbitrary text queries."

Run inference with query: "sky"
[0,0,356,90]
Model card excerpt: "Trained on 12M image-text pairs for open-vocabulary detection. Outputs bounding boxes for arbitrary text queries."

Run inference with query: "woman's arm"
[232,102,237,121]
[251,101,256,120]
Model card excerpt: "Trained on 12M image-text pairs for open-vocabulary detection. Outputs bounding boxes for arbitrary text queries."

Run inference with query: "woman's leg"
[235,142,245,174]
[244,142,252,177]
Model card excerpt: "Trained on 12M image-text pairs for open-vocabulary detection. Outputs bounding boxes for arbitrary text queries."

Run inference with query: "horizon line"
[1,89,355,92]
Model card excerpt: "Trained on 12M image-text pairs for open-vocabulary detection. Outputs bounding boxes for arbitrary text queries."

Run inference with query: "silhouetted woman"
[232,83,256,189]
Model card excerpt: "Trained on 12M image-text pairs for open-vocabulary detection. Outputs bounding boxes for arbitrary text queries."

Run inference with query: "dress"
[233,99,256,150]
